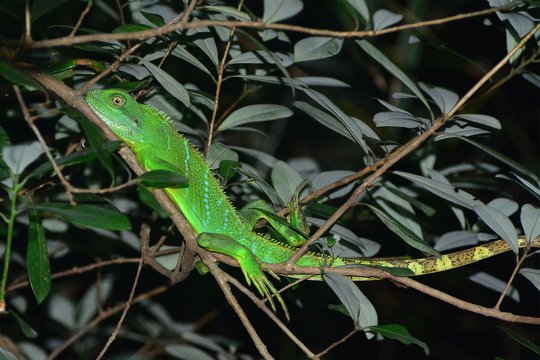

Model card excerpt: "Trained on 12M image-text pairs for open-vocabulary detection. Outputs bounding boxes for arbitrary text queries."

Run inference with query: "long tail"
[350,236,539,277]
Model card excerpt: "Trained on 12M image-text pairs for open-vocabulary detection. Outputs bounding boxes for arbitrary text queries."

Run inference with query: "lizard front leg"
[197,232,289,320]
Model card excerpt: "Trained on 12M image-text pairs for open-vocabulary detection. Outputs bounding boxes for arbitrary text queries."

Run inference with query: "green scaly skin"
[85,89,539,317]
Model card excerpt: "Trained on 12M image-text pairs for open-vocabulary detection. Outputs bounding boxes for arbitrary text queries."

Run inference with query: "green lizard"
[85,89,539,317]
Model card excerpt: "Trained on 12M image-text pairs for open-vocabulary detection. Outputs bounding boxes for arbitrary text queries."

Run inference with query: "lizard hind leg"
[239,199,307,247]
[196,232,289,320]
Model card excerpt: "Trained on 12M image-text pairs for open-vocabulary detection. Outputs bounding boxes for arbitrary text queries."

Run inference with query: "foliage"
[0,0,538,359]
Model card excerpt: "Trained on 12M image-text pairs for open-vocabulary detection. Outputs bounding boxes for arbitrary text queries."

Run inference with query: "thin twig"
[317,328,359,358]
[494,247,530,310]
[24,0,32,42]
[204,0,245,155]
[47,285,169,360]
[78,42,143,95]
[7,257,140,292]
[284,22,540,266]
[69,0,93,37]
[226,273,316,358]
[202,257,275,360]
[96,256,144,359]
[13,85,77,204]
[6,5,510,49]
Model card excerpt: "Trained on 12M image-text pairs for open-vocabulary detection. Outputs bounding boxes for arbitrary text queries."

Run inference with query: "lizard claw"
[241,261,289,321]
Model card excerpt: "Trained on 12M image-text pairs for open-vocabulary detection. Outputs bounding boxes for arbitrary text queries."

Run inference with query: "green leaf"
[384,186,436,216]
[236,167,283,206]
[520,204,540,242]
[206,142,238,170]
[263,0,303,23]
[27,141,121,180]
[373,111,426,128]
[218,104,293,132]
[441,135,539,183]
[138,170,188,189]
[112,23,153,33]
[369,324,430,355]
[456,114,501,129]
[140,10,165,26]
[323,272,378,337]
[137,185,169,218]
[373,9,403,31]
[165,344,214,360]
[523,72,540,88]
[365,204,440,257]
[0,347,18,360]
[79,120,115,180]
[271,161,304,204]
[344,0,370,25]
[9,310,38,338]
[138,57,191,107]
[469,272,519,302]
[2,141,43,175]
[368,265,415,277]
[302,88,370,153]
[0,60,40,89]
[356,40,430,111]
[519,268,540,291]
[293,37,343,62]
[31,0,70,22]
[474,205,518,253]
[394,171,483,210]
[498,326,540,355]
[172,46,215,79]
[218,160,241,181]
[27,208,51,304]
[203,6,251,21]
[294,101,356,142]
[188,26,219,66]
[33,203,131,231]
[418,83,459,114]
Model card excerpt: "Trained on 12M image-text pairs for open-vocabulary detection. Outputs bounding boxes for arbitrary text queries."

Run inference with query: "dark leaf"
[33,203,131,231]
[27,208,51,304]
[138,170,188,189]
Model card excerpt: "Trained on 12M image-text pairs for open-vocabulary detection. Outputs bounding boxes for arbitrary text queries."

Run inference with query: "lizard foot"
[240,258,289,321]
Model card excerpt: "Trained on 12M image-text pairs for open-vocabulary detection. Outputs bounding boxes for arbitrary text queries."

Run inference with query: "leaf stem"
[0,176,20,311]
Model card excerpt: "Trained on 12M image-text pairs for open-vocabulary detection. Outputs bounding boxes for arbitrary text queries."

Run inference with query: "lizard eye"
[111,95,126,107]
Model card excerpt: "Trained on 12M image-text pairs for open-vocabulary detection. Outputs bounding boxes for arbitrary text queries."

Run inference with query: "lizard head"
[85,89,145,145]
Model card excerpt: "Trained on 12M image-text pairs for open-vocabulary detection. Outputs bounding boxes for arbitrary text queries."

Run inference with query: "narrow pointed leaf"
[27,208,51,304]
[438,135,538,182]
[469,272,520,302]
[474,205,518,253]
[356,40,430,111]
[33,203,131,231]
[294,37,343,62]
[366,204,439,257]
[139,57,190,107]
[345,0,370,24]
[9,310,38,338]
[498,326,540,355]
[520,204,540,242]
[519,268,540,291]
[323,272,378,337]
[373,9,403,30]
[369,324,429,355]
[394,171,483,210]
[79,120,115,179]
[138,170,188,189]
[263,0,303,23]
[218,104,292,132]
[271,161,304,203]
[0,60,41,89]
